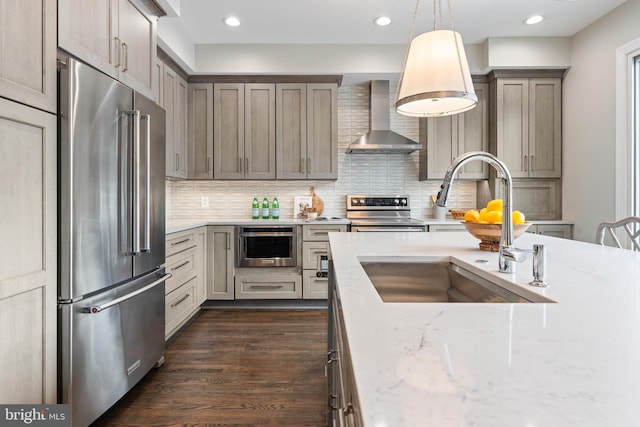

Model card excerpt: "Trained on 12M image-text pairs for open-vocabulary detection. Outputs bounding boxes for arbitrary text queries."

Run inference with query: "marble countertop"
[165,217,351,234]
[328,231,640,426]
[166,218,574,234]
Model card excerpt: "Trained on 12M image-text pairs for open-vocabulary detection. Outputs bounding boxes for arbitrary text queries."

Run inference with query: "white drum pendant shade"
[395,29,477,117]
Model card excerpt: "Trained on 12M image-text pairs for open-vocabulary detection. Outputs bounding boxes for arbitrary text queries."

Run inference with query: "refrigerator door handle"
[82,274,171,314]
[128,110,142,254]
[141,113,151,252]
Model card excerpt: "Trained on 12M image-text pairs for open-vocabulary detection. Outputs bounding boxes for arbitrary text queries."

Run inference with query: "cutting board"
[310,187,324,216]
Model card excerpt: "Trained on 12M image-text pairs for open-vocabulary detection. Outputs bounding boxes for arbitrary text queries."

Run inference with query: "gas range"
[346,195,426,232]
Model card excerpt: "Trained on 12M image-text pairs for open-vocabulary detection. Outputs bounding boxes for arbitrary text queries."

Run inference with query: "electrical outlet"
[201,196,210,208]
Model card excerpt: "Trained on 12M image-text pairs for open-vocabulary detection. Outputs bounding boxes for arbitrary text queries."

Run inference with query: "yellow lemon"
[464,209,480,223]
[478,207,489,222]
[484,210,503,224]
[486,199,503,212]
[512,210,526,224]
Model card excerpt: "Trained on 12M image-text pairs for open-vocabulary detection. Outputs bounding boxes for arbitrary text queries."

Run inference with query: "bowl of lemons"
[461,199,530,252]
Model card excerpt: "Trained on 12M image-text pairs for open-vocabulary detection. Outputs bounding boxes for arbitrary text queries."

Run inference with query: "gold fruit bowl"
[462,221,531,252]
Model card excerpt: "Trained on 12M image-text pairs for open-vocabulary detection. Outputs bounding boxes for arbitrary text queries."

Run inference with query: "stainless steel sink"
[360,259,553,303]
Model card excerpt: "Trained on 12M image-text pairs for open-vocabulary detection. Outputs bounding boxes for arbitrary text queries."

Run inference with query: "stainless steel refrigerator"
[57,56,169,426]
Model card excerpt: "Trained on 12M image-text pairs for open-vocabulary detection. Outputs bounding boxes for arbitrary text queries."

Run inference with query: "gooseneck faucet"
[436,151,516,273]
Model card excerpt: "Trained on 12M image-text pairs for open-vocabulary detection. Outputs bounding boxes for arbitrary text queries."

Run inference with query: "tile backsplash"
[166,80,476,221]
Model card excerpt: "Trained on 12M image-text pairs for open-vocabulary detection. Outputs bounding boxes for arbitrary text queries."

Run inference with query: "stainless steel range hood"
[346,80,422,154]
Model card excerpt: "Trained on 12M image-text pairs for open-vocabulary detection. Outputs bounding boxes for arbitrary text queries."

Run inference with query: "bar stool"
[595,216,640,250]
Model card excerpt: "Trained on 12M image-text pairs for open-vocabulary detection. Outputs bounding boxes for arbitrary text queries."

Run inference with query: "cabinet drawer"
[302,241,330,269]
[165,247,197,294]
[165,277,197,339]
[302,224,347,241]
[303,271,328,299]
[166,231,197,257]
[235,271,302,299]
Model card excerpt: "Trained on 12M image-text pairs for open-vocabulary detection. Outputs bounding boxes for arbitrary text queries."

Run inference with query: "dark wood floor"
[92,309,329,427]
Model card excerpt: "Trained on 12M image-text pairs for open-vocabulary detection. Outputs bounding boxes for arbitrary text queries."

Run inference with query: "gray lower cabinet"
[302,223,347,299]
[206,226,235,300]
[235,268,302,299]
[165,227,206,339]
[528,224,573,239]
[328,263,362,426]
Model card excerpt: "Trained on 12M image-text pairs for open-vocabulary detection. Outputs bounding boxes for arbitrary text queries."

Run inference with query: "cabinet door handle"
[114,37,122,68]
[171,260,190,271]
[249,285,284,290]
[245,157,249,173]
[206,156,211,173]
[122,42,129,72]
[523,155,528,172]
[226,232,231,250]
[530,155,535,172]
[171,238,191,246]
[238,157,242,172]
[170,293,190,308]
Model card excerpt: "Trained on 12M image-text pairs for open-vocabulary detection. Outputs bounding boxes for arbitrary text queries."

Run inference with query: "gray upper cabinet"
[276,84,307,179]
[419,82,489,180]
[188,83,214,179]
[490,72,562,178]
[213,83,278,180]
[207,79,338,180]
[163,63,188,179]
[276,83,338,180]
[244,84,276,179]
[0,0,57,113]
[306,84,338,180]
[213,83,245,179]
[58,0,160,100]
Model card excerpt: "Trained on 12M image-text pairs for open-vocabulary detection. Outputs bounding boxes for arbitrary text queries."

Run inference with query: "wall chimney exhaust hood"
[346,80,422,154]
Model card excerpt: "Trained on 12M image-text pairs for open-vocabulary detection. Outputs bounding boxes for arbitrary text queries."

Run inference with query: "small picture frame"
[294,196,313,219]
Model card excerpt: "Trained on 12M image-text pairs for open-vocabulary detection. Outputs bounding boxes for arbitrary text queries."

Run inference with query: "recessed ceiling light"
[223,16,241,27]
[374,16,392,26]
[525,15,544,25]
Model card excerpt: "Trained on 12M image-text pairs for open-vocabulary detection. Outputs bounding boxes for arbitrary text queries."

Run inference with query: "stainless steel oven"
[237,226,300,267]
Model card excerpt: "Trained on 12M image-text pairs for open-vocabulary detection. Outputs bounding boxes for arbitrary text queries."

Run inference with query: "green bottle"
[251,196,260,219]
[271,197,280,219]
[262,196,270,219]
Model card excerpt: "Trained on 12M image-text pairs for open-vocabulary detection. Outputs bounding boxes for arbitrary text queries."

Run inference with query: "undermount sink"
[360,259,553,303]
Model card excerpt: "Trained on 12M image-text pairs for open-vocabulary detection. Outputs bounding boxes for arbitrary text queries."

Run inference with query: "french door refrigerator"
[57,56,169,426]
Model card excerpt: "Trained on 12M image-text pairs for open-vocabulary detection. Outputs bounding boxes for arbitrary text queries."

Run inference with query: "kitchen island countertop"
[328,231,640,426]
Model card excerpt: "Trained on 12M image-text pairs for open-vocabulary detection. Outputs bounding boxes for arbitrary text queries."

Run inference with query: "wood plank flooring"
[92,309,328,427]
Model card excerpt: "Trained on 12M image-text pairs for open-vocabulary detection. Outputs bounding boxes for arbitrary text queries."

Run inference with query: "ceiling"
[164,0,627,46]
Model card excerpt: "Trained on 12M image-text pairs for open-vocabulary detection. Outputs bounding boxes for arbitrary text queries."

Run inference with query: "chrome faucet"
[436,151,517,273]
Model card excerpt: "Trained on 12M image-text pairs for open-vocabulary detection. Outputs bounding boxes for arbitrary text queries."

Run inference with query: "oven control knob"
[400,198,407,206]
[394,198,399,205]
[359,198,366,205]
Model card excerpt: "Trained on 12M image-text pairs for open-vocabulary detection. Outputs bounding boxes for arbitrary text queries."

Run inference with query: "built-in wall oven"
[237,226,300,267]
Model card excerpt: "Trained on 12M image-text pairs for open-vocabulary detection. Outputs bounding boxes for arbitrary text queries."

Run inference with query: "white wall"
[563,0,640,242]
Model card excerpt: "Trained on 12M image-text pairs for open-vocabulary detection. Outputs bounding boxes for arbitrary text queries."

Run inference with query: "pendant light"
[395,0,477,117]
